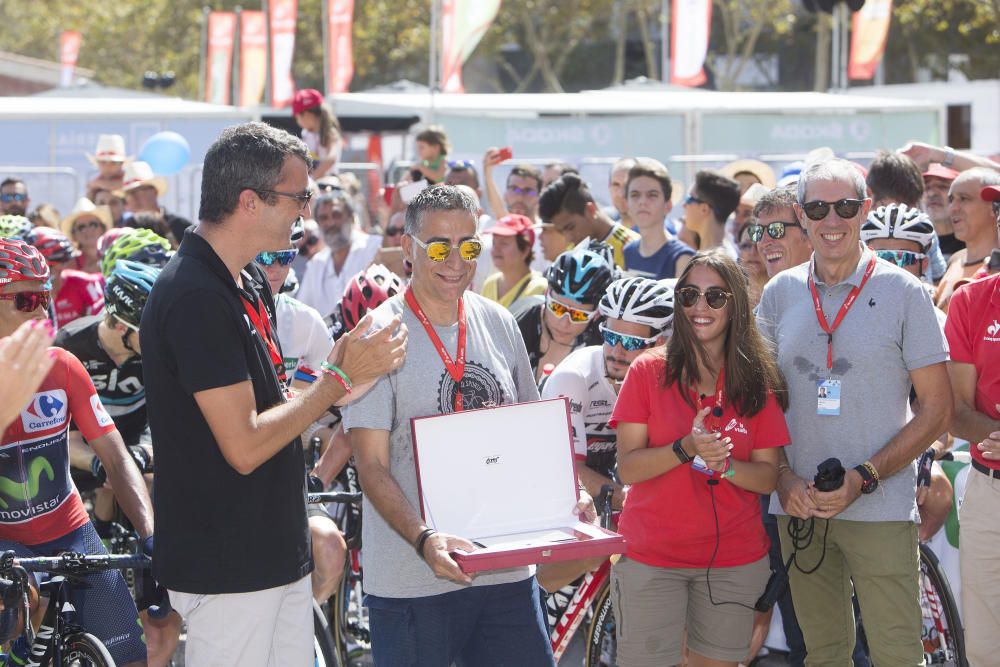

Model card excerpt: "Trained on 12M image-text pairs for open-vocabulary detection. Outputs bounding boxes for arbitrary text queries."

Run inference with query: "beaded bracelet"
[320,361,353,393]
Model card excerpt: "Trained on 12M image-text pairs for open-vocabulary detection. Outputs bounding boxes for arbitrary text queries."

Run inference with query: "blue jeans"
[365,576,554,667]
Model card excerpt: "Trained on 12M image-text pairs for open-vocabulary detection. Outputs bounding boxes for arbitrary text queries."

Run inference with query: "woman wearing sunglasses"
[61,197,111,275]
[515,245,617,384]
[610,250,790,667]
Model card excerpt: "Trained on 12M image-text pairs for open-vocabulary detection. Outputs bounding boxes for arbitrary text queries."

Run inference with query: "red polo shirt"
[945,272,1000,470]
[610,352,790,568]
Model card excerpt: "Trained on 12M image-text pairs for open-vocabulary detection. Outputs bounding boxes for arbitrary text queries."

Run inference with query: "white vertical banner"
[269,0,298,107]
[670,0,712,87]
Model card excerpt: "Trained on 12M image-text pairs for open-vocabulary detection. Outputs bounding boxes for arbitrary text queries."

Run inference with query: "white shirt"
[296,232,382,318]
[274,293,332,376]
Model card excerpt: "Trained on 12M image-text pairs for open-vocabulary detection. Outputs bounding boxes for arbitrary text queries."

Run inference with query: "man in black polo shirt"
[141,122,406,667]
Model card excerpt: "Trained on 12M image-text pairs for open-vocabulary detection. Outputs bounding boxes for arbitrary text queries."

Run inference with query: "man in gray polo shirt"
[756,158,952,666]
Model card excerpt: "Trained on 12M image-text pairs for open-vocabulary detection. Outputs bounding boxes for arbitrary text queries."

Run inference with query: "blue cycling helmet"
[105,259,161,331]
[547,244,617,305]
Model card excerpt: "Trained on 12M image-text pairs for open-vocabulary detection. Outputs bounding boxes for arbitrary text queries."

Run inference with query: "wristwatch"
[853,462,879,494]
[673,438,692,464]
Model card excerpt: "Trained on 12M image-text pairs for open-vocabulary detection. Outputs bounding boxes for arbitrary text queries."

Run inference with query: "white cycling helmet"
[599,277,675,333]
[861,203,936,252]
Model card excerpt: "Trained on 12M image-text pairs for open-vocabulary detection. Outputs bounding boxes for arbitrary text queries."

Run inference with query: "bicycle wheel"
[62,631,114,667]
[314,599,342,667]
[585,583,617,667]
[919,543,967,667]
[330,557,371,667]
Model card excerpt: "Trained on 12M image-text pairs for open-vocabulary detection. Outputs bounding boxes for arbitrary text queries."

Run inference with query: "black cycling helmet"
[104,260,161,331]
[547,244,617,305]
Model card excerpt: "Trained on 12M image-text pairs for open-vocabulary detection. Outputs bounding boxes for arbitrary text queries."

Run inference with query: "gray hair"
[753,185,798,221]
[404,185,478,236]
[953,167,1000,190]
[199,122,310,224]
[797,158,867,203]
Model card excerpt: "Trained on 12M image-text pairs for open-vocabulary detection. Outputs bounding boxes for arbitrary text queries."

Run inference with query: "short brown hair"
[415,125,451,156]
[625,158,672,201]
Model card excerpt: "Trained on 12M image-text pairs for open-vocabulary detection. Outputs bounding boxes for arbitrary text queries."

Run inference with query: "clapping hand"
[689,406,732,472]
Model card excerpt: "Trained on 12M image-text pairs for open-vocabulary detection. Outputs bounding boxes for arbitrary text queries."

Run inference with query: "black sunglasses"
[253,188,314,207]
[384,227,404,237]
[801,198,865,221]
[676,286,732,310]
[749,221,801,243]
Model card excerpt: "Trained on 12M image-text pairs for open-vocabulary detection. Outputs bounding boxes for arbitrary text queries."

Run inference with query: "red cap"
[982,185,1000,202]
[486,214,536,245]
[292,89,324,116]
[923,163,960,181]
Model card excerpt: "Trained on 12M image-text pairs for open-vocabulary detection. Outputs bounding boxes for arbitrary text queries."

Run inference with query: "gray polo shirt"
[756,246,948,522]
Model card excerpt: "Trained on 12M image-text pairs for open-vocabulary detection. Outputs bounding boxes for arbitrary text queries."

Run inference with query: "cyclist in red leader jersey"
[0,238,154,667]
[26,227,104,328]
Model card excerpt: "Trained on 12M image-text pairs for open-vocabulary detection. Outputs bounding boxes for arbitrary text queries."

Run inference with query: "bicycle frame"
[24,575,77,666]
[550,560,611,661]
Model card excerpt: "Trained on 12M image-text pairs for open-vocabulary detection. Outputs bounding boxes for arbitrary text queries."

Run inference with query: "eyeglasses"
[748,221,802,243]
[874,249,926,268]
[506,185,538,197]
[253,188,314,209]
[0,193,27,203]
[676,286,732,310]
[410,235,482,262]
[599,324,659,352]
[384,227,404,237]
[448,160,475,169]
[0,291,50,313]
[73,220,103,234]
[255,249,298,267]
[545,294,598,323]
[800,198,865,221]
[683,194,706,206]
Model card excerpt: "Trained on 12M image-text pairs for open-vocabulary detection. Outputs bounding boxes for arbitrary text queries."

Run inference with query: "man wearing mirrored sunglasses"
[0,177,30,217]
[757,157,952,667]
[344,185,587,666]
[751,185,813,280]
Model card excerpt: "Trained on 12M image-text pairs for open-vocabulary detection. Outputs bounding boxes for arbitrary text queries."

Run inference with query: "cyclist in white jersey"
[542,277,675,510]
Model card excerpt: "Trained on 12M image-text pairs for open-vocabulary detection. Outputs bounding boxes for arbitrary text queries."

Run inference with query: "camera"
[813,457,845,492]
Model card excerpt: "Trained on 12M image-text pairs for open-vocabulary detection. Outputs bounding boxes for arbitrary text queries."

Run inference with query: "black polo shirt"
[141,228,311,594]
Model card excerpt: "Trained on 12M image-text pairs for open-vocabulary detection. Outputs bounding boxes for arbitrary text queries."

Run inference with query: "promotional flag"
[366,134,383,209]
[440,0,501,94]
[239,10,267,106]
[205,12,236,105]
[670,0,712,87]
[59,31,82,88]
[269,0,299,107]
[848,0,893,80]
[326,0,354,93]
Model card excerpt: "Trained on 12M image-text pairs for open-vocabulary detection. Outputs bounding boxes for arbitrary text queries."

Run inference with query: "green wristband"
[320,361,353,389]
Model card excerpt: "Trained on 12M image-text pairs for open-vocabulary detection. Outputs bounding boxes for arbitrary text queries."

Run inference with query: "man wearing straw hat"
[86,134,129,201]
[120,161,191,245]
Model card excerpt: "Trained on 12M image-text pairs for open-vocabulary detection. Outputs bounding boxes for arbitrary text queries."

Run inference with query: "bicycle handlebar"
[308,491,362,505]
[9,552,150,573]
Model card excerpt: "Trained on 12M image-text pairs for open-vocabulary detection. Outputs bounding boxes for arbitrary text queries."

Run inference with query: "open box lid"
[411,398,579,540]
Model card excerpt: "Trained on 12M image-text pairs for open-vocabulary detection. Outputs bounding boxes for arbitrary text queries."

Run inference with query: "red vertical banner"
[205,12,236,105]
[849,0,893,80]
[59,31,82,88]
[269,0,299,107]
[366,134,383,209]
[240,11,267,106]
[326,0,354,93]
[671,0,712,87]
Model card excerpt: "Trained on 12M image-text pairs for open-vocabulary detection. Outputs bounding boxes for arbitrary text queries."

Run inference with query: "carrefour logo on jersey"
[20,390,68,433]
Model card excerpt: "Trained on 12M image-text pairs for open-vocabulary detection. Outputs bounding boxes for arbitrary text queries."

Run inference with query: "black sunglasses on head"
[801,198,865,221]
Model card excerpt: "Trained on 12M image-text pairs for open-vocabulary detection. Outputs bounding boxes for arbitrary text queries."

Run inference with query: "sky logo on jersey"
[20,390,68,433]
[90,395,114,429]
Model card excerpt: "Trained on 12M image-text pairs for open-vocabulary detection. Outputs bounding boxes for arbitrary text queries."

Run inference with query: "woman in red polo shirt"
[610,249,790,667]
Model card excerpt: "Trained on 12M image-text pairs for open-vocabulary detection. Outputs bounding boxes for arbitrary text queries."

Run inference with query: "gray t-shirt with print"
[342,291,540,598]
[756,247,948,523]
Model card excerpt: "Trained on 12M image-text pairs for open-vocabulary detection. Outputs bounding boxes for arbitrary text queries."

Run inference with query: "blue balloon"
[139,131,191,176]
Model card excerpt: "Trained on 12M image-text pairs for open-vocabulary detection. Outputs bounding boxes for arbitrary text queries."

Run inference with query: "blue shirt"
[623,238,695,280]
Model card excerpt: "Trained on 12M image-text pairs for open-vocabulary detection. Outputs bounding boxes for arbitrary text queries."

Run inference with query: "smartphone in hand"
[497,147,513,162]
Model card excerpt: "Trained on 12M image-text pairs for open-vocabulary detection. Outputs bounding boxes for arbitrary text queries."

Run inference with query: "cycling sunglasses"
[0,291,50,313]
[410,236,482,262]
[546,294,597,323]
[874,249,926,268]
[0,193,27,203]
[800,198,865,221]
[676,286,732,310]
[748,221,801,243]
[599,324,659,352]
[447,160,476,169]
[255,249,298,267]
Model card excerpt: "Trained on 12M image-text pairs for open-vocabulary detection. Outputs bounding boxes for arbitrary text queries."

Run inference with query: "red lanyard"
[692,367,726,433]
[240,292,284,380]
[405,287,466,411]
[808,255,877,370]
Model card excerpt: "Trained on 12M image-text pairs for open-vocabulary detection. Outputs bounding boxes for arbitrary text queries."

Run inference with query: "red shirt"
[610,352,790,568]
[54,269,104,329]
[0,347,116,544]
[945,272,1000,470]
